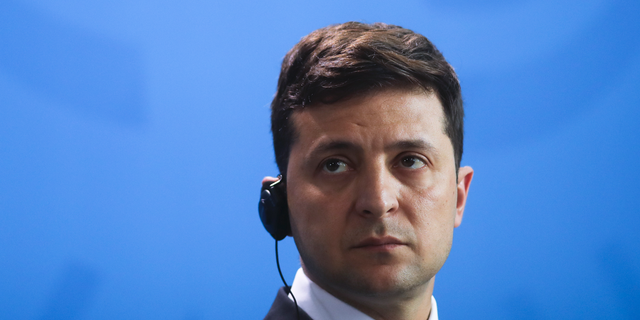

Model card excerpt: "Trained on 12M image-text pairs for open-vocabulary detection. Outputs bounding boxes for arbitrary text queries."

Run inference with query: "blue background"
[1,0,639,319]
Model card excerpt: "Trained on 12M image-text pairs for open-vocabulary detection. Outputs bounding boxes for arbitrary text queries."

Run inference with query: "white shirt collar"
[289,268,439,320]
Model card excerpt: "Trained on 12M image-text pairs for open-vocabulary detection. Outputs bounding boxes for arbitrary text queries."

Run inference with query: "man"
[261,22,473,320]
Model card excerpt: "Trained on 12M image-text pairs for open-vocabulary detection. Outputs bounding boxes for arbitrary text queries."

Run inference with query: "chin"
[332,263,435,298]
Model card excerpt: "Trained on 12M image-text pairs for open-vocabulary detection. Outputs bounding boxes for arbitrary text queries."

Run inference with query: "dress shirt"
[289,268,439,320]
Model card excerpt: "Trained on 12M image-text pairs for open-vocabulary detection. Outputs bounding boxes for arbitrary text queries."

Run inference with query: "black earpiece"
[259,175,301,319]
[258,175,291,241]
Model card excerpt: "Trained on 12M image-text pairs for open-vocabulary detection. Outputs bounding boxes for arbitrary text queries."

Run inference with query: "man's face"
[286,89,472,300]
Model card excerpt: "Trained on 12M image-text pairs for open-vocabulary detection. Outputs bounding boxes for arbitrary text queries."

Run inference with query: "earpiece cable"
[276,240,300,320]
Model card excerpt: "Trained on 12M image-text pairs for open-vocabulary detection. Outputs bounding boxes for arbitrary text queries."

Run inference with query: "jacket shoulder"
[264,287,313,320]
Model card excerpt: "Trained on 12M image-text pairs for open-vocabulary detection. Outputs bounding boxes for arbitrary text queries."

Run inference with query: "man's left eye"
[399,156,426,169]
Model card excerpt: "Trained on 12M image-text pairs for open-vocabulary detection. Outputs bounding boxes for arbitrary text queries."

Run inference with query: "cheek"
[288,185,351,272]
[411,180,457,221]
[408,184,457,251]
[288,184,344,243]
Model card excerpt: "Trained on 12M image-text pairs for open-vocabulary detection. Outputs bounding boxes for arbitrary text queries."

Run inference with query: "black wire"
[276,240,300,320]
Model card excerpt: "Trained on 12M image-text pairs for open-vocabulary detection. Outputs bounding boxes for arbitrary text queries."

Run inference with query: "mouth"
[353,236,406,251]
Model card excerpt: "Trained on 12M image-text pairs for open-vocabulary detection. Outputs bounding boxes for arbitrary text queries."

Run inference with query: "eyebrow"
[386,139,437,153]
[308,140,363,160]
[307,139,437,160]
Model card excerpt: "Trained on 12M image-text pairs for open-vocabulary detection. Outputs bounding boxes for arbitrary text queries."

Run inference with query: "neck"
[304,267,435,320]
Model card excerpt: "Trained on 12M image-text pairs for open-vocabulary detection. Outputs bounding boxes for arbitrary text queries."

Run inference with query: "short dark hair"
[271,22,464,174]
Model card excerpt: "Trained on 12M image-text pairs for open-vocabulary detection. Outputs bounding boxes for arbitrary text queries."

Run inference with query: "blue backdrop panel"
[0,0,638,319]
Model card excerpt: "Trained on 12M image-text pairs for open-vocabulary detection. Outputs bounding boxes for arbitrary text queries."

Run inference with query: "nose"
[354,162,399,218]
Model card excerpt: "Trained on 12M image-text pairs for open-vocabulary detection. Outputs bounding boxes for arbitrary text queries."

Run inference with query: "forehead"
[290,89,449,149]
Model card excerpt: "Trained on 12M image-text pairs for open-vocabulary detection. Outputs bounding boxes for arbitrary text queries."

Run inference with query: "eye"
[322,159,349,174]
[398,156,427,170]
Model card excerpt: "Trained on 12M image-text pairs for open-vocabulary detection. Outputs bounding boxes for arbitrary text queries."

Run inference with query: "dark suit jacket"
[264,287,313,320]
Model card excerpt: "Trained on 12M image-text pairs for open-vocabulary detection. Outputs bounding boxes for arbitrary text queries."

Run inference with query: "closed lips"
[353,237,405,248]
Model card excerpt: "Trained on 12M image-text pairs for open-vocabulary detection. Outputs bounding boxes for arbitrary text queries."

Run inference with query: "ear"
[261,176,279,186]
[454,166,474,228]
